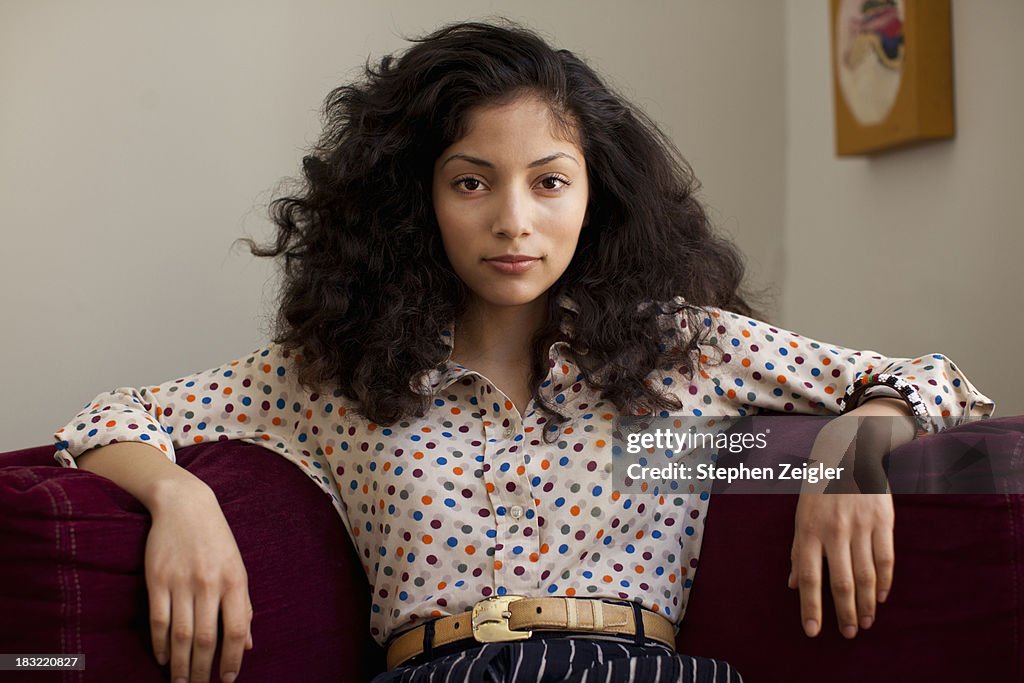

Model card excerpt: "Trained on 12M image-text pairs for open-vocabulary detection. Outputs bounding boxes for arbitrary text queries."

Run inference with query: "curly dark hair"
[240,19,759,439]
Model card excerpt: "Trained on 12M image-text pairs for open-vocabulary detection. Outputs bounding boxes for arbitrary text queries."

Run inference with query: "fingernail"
[860,615,874,629]
[223,673,237,683]
[175,678,187,683]
[804,619,818,636]
[842,624,858,639]
[878,590,889,603]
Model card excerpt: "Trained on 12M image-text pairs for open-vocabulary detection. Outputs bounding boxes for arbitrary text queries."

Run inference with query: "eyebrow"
[440,152,580,169]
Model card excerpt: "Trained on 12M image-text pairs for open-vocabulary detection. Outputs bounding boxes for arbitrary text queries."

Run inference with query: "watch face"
[835,0,906,126]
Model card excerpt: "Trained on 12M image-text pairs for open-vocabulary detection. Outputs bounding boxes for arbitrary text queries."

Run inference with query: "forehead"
[448,96,582,156]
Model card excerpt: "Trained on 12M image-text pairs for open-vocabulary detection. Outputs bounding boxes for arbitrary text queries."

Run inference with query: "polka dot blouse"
[53,295,995,646]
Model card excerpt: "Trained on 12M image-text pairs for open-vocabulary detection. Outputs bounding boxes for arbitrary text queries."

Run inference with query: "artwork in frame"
[830,0,955,156]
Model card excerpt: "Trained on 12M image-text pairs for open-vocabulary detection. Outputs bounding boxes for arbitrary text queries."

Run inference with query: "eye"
[538,174,571,191]
[452,176,486,193]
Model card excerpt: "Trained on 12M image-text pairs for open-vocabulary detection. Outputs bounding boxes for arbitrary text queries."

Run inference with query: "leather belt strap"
[386,596,676,671]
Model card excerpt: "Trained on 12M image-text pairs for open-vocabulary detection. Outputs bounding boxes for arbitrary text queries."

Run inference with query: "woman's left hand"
[788,491,894,638]
[787,397,914,639]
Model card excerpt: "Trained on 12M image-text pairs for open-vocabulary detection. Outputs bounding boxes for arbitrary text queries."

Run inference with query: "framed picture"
[830,0,955,156]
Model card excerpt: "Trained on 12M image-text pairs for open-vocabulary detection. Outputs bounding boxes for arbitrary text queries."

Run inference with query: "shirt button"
[503,426,516,439]
[510,505,524,520]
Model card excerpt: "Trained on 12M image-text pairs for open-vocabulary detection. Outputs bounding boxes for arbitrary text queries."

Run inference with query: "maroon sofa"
[2,416,1023,682]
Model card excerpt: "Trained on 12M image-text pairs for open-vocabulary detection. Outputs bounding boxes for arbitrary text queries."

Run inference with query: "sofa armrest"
[677,415,1024,682]
[0,441,385,681]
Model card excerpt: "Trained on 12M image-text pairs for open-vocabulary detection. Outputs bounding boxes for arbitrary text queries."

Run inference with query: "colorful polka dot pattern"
[53,298,994,646]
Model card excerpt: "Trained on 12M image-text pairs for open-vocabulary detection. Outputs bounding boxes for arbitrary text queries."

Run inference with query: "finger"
[218,587,251,682]
[148,586,171,666]
[795,536,823,637]
[190,590,219,683]
[873,524,895,604]
[169,593,194,683]
[788,538,798,589]
[851,533,877,630]
[247,600,254,650]
[825,540,859,639]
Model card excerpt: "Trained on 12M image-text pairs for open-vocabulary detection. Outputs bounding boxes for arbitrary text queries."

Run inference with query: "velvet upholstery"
[2,416,1022,681]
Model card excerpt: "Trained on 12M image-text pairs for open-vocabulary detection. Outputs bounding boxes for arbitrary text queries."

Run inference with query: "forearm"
[76,442,214,512]
[837,396,916,451]
[800,397,916,494]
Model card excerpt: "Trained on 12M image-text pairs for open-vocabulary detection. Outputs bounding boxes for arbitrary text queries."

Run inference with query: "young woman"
[53,20,993,683]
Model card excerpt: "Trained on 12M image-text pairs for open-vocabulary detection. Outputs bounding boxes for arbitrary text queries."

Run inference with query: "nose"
[490,186,533,240]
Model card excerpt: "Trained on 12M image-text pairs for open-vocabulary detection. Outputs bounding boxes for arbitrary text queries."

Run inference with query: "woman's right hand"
[144,482,253,683]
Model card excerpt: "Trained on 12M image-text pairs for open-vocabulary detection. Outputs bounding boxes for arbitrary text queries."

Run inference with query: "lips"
[485,255,540,263]
[484,256,541,274]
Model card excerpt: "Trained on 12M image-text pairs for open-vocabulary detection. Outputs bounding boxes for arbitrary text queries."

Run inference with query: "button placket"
[504,410,544,592]
[479,381,532,592]
[498,423,531,530]
[478,375,556,593]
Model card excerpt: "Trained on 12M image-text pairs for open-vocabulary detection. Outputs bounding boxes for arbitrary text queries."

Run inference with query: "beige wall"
[1,2,784,449]
[781,0,1022,416]
[6,1,1015,451]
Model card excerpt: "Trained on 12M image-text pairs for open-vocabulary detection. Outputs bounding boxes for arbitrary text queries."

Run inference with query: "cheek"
[437,220,478,270]
[563,192,588,234]
[432,188,459,237]
[434,204,462,248]
[559,213,586,248]
[439,215,467,241]
[552,220,585,266]
[437,229,462,265]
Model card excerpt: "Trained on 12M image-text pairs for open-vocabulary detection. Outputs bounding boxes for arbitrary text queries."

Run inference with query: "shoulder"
[178,342,312,397]
[647,296,741,344]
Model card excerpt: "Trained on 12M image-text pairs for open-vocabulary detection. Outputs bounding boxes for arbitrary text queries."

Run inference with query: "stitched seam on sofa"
[23,468,84,683]
[50,479,83,683]
[27,469,68,662]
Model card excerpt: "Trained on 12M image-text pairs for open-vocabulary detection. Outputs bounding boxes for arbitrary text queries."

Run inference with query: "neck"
[451,294,550,366]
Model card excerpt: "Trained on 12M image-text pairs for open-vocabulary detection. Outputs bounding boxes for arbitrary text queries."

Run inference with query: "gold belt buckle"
[471,595,532,642]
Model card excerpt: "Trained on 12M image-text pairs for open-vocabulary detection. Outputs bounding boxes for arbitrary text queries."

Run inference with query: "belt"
[386,596,676,671]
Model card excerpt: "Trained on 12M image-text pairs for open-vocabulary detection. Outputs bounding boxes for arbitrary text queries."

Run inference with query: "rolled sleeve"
[692,308,995,432]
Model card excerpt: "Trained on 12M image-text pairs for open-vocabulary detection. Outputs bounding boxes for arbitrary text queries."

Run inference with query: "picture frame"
[830,0,955,156]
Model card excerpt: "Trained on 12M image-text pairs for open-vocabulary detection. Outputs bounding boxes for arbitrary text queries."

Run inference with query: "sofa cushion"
[0,441,385,681]
[677,415,1024,682]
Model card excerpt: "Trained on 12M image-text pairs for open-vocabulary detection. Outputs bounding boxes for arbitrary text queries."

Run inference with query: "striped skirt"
[371,633,743,683]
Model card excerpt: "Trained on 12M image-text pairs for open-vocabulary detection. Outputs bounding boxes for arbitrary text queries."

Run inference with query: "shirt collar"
[409,292,579,396]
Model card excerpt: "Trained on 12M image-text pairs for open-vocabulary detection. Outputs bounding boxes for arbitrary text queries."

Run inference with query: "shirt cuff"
[53,442,80,469]
[838,373,934,435]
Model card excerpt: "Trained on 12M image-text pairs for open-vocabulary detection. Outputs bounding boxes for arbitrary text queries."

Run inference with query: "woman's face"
[432,96,589,312]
